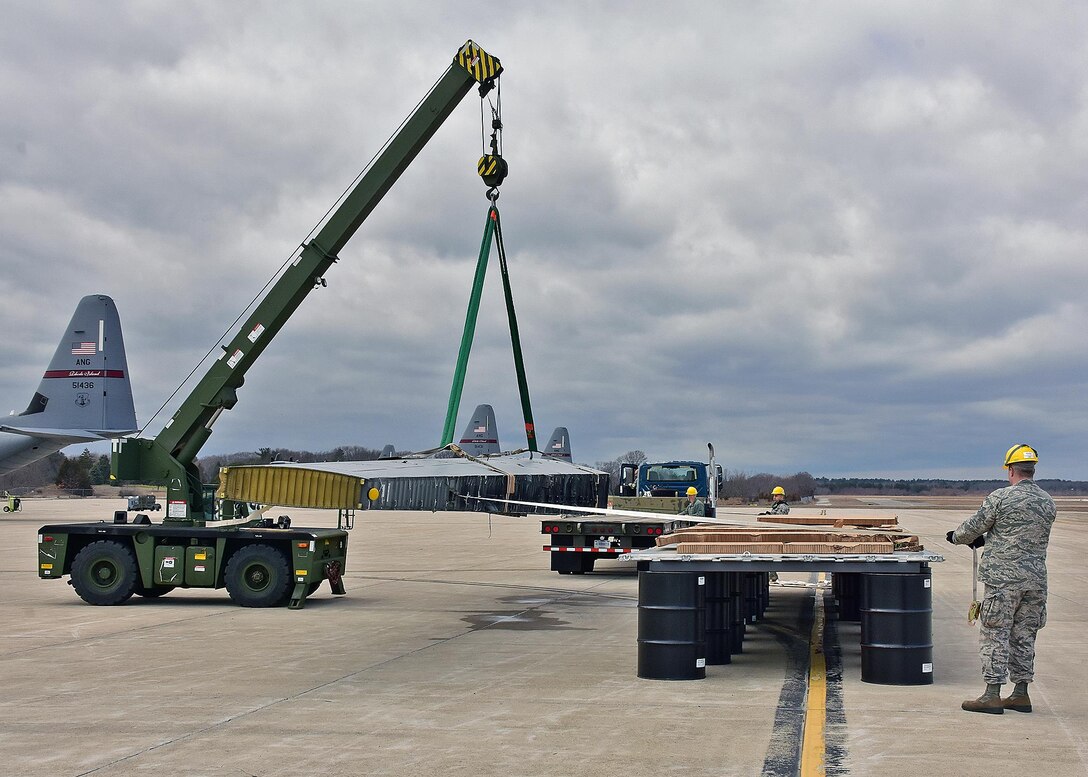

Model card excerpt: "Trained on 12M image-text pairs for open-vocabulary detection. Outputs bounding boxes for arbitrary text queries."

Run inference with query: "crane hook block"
[478,154,508,188]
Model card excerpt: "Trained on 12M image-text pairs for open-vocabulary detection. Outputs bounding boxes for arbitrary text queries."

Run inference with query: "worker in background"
[759,486,790,515]
[946,444,1056,715]
[680,486,706,517]
[759,486,790,582]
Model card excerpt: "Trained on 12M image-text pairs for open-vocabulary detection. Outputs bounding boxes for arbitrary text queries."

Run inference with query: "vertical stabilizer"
[5,295,137,438]
[379,444,397,459]
[543,427,572,462]
[458,404,500,456]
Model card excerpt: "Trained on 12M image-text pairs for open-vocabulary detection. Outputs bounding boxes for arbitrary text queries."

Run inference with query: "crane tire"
[71,540,138,606]
[224,544,291,608]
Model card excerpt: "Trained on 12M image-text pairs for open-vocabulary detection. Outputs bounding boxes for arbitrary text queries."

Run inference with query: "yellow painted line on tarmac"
[800,573,827,777]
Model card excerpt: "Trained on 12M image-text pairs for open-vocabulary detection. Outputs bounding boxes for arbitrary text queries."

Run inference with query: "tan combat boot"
[961,694,1004,714]
[1002,693,1032,713]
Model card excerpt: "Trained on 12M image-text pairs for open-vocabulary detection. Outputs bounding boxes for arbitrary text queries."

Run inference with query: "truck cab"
[618,460,722,498]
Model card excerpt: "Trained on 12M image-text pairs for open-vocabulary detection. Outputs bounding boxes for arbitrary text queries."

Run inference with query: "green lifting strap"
[440,204,537,451]
[440,208,495,447]
[492,205,537,451]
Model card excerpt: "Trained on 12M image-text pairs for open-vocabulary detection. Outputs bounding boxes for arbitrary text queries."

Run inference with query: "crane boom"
[112,41,503,523]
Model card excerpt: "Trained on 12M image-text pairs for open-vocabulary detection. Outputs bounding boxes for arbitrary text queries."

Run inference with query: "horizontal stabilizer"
[0,424,133,443]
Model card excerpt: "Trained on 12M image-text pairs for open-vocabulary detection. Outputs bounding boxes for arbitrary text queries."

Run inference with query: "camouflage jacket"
[953,479,1056,591]
[680,499,706,517]
[770,501,790,515]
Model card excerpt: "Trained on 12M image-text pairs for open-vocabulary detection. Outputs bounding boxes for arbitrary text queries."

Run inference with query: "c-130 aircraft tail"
[0,295,137,476]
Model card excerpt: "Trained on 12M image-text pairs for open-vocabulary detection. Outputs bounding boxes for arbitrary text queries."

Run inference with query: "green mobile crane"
[37,41,505,608]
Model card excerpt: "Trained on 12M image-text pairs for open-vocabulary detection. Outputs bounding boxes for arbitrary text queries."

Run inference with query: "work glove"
[968,534,985,549]
[945,530,956,545]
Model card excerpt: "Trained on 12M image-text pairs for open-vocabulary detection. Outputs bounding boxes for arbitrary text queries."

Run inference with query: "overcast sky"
[2,2,1086,480]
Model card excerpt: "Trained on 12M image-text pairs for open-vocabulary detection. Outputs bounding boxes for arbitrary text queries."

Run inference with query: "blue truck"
[542,446,722,575]
[619,460,720,498]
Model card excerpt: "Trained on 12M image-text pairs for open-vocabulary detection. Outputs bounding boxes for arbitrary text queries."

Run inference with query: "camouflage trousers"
[978,587,1047,685]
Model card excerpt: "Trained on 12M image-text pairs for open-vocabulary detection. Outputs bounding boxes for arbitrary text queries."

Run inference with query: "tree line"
[592,450,1088,498]
[196,445,387,483]
[7,446,1088,497]
[0,449,112,493]
[0,444,389,494]
[814,477,1088,495]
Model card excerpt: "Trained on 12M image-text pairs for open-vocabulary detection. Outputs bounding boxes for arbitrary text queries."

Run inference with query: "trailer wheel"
[224,544,291,607]
[71,540,138,605]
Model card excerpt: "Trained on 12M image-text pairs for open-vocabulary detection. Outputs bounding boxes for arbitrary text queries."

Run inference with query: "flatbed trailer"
[38,513,347,609]
[541,514,696,574]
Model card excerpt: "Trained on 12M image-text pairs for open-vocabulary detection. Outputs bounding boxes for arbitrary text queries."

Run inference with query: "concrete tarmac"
[1,498,1085,776]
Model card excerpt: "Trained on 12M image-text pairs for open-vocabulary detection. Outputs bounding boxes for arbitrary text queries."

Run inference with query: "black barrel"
[861,570,934,685]
[743,573,760,624]
[833,572,862,622]
[728,573,746,653]
[637,571,707,680]
[703,573,732,665]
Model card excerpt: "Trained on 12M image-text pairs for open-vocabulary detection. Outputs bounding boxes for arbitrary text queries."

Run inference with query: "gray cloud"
[2,2,1086,479]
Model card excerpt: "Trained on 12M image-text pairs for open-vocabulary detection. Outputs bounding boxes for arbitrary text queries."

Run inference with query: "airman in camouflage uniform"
[761,487,789,582]
[680,486,706,517]
[760,486,790,515]
[947,444,1056,714]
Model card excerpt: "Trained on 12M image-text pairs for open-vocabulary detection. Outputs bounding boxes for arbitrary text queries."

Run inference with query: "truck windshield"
[645,466,698,482]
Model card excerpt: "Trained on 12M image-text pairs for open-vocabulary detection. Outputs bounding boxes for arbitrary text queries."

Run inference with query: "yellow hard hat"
[686,487,698,496]
[1004,444,1038,467]
[771,486,785,495]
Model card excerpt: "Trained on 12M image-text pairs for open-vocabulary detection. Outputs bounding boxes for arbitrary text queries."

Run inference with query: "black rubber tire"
[71,540,138,605]
[224,544,291,608]
[135,585,174,598]
[3,506,9,512]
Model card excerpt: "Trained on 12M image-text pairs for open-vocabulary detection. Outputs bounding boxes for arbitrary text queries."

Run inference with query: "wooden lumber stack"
[758,514,899,528]
[656,525,922,555]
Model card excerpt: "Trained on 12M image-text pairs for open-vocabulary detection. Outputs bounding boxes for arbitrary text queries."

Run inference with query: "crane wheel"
[71,540,138,606]
[224,544,291,607]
